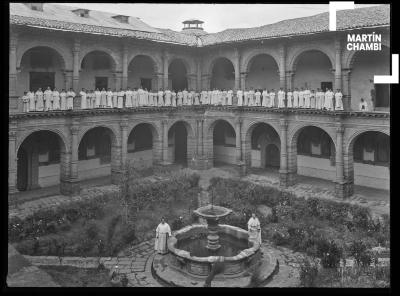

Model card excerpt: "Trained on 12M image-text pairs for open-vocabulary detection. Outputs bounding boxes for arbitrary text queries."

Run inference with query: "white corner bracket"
[374,54,399,84]
[329,1,355,31]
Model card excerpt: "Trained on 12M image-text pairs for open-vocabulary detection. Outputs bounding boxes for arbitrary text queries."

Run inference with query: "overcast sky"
[61,3,379,33]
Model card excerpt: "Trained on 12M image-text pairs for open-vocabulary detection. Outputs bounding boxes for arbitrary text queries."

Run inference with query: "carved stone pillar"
[342,69,352,111]
[120,119,128,171]
[279,43,286,90]
[234,48,241,90]
[163,51,169,89]
[9,127,18,194]
[235,118,246,176]
[335,123,347,198]
[9,32,18,111]
[285,71,294,91]
[240,72,248,90]
[72,38,80,92]
[334,37,342,91]
[279,118,289,188]
[122,43,128,89]
[61,124,80,196]
[161,120,170,165]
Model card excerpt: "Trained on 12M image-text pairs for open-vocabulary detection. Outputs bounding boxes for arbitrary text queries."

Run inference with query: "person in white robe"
[158,89,164,107]
[292,88,299,108]
[310,90,316,109]
[286,89,293,108]
[52,89,60,111]
[66,88,75,110]
[148,90,154,107]
[221,90,227,105]
[171,90,177,107]
[164,89,172,106]
[227,89,233,105]
[315,89,321,109]
[359,98,369,111]
[278,88,285,108]
[35,88,44,111]
[154,218,172,255]
[110,89,117,108]
[247,213,261,245]
[106,88,113,108]
[144,89,149,106]
[28,90,35,112]
[21,92,29,112]
[237,89,243,106]
[90,90,96,109]
[269,90,276,108]
[182,89,188,105]
[94,88,101,108]
[194,92,200,105]
[298,88,304,108]
[324,89,334,111]
[44,87,53,111]
[243,89,249,106]
[200,90,206,105]
[334,89,344,111]
[303,88,311,108]
[80,88,87,109]
[117,89,125,108]
[188,90,194,105]
[87,90,93,109]
[261,89,268,107]
[177,90,183,106]
[100,88,107,108]
[60,89,67,111]
[248,89,255,106]
[207,90,212,105]
[132,88,139,107]
[255,89,261,106]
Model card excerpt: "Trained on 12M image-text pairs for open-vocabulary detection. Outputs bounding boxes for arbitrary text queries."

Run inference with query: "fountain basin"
[166,224,261,278]
[193,204,232,220]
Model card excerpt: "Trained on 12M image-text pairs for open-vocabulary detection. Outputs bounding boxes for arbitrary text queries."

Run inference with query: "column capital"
[334,36,342,50]
[162,119,169,126]
[234,118,243,125]
[10,33,18,50]
[9,130,17,139]
[120,121,129,129]
[70,126,80,135]
[342,68,352,76]
[280,118,288,129]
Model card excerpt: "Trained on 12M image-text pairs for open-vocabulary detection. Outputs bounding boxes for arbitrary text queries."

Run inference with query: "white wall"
[78,158,111,181]
[251,150,261,167]
[354,162,389,190]
[247,55,279,90]
[293,51,333,91]
[38,164,60,187]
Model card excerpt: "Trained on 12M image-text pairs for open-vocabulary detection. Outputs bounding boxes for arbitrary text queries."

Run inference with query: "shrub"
[85,220,100,240]
[299,258,319,287]
[349,241,372,267]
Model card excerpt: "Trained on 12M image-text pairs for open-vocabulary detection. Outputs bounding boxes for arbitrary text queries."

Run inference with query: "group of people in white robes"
[21,86,349,113]
[21,87,75,112]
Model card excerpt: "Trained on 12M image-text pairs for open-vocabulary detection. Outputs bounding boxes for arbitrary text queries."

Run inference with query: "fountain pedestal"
[206,218,221,251]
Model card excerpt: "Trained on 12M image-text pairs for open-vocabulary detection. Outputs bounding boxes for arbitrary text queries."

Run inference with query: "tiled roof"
[10,3,389,47]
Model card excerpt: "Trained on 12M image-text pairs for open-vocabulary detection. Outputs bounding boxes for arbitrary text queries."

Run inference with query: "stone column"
[64,70,73,91]
[113,71,122,90]
[61,125,80,196]
[196,58,202,92]
[156,73,164,90]
[122,43,128,89]
[279,118,290,188]
[279,43,286,90]
[335,123,347,198]
[234,48,241,90]
[72,38,80,93]
[240,72,248,90]
[161,120,170,165]
[334,37,342,91]
[9,32,18,111]
[9,128,18,194]
[120,119,128,171]
[285,71,294,91]
[163,51,169,89]
[235,118,246,175]
[202,74,211,90]
[342,69,352,111]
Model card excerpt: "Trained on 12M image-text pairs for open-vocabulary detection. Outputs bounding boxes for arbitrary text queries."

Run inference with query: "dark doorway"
[375,84,390,108]
[173,122,187,164]
[265,144,280,168]
[321,81,333,91]
[17,148,29,191]
[95,77,108,90]
[169,60,188,92]
[30,72,55,91]
[141,78,152,91]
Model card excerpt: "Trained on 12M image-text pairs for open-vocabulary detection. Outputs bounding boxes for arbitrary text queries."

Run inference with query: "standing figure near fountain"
[155,218,172,254]
[247,213,261,245]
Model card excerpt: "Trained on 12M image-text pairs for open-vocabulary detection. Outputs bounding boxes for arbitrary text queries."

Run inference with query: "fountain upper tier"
[193,204,232,220]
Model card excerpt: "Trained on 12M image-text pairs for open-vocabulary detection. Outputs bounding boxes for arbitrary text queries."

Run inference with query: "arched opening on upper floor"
[78,126,117,181]
[246,54,279,92]
[350,46,390,111]
[210,58,235,90]
[18,46,66,97]
[169,59,188,92]
[16,130,67,193]
[212,120,236,166]
[80,51,117,92]
[292,50,333,92]
[128,55,157,92]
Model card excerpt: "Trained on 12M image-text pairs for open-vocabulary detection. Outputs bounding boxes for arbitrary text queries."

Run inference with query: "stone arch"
[168,119,195,137]
[16,129,69,191]
[128,53,161,74]
[78,125,119,147]
[168,119,196,164]
[16,128,69,153]
[79,48,119,71]
[17,42,70,69]
[206,118,236,136]
[168,56,195,75]
[242,50,281,73]
[208,56,237,76]
[287,46,335,72]
[345,128,390,157]
[344,43,390,69]
[243,121,281,169]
